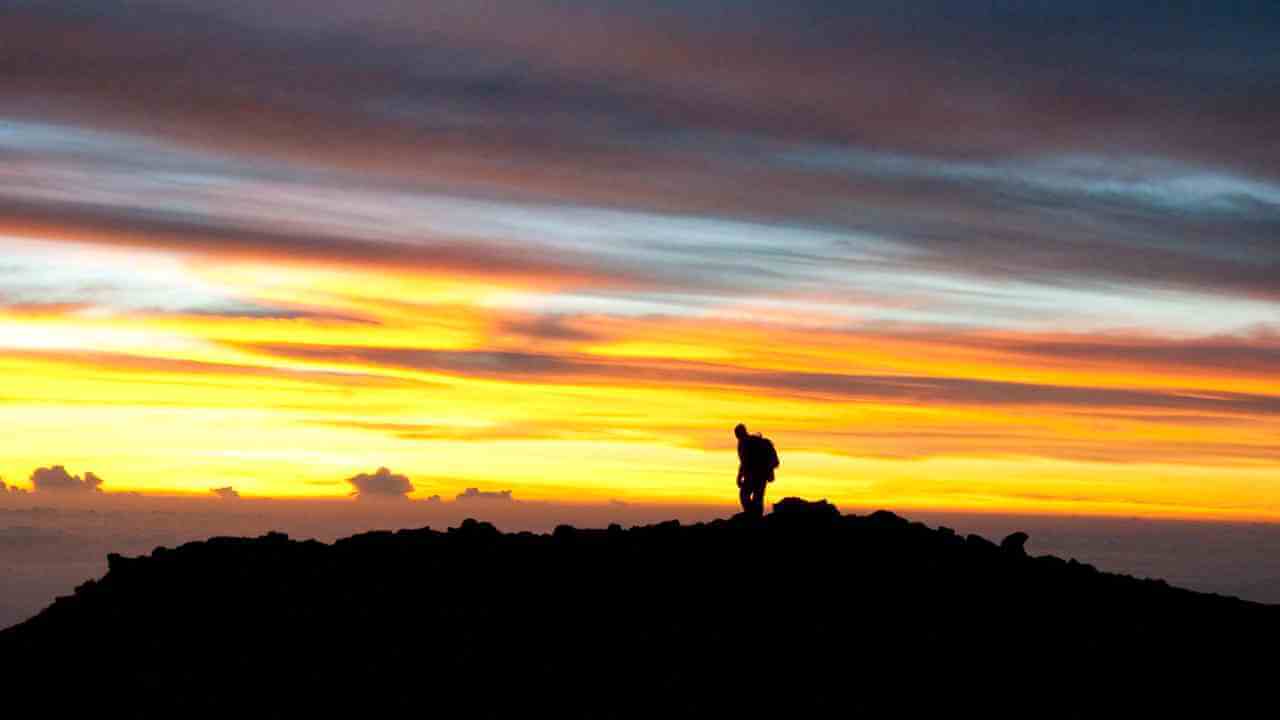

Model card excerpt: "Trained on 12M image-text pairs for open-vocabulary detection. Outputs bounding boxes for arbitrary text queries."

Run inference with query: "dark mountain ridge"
[2,498,1274,717]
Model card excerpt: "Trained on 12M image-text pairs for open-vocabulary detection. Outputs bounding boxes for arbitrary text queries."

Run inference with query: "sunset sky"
[1,1,1277,518]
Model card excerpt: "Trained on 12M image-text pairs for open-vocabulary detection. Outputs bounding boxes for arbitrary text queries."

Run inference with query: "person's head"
[734,423,748,440]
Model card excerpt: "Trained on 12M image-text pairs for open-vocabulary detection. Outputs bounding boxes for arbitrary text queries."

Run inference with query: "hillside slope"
[2,498,1274,717]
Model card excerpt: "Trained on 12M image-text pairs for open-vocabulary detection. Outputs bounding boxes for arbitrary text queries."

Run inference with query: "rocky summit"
[2,498,1275,718]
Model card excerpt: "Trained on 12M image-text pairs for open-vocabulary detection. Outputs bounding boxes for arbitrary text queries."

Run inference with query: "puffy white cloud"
[30,466,103,493]
[345,467,414,501]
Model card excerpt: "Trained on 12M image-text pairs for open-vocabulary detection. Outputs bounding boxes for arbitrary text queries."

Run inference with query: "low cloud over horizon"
[0,481,28,496]
[344,468,415,501]
[210,486,240,500]
[457,488,514,503]
[30,467,104,494]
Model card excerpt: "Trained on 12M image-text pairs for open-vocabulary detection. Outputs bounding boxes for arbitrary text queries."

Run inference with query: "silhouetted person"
[735,423,779,516]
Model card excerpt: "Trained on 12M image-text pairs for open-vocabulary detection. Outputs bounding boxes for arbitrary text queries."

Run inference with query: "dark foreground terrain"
[2,498,1275,717]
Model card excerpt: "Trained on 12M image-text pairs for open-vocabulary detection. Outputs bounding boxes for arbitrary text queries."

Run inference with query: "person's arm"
[736,463,745,487]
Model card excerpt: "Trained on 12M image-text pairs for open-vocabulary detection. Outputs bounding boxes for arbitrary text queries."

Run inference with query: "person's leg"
[755,481,767,515]
[739,483,752,513]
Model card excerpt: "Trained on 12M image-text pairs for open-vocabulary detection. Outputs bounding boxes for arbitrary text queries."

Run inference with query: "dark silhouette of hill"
[2,498,1274,717]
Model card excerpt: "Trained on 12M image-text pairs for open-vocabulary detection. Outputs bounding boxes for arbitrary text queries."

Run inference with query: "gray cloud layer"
[1,1,1278,310]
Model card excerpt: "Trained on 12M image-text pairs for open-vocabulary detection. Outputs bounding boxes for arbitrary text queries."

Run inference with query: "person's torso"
[739,436,772,475]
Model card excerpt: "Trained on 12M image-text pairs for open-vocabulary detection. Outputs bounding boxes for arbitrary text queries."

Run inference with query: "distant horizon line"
[4,486,1279,525]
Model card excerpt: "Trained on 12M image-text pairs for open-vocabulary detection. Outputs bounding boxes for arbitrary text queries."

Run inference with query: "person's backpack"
[753,434,780,476]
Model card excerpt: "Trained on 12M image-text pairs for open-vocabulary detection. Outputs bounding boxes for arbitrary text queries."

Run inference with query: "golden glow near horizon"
[2,235,1277,521]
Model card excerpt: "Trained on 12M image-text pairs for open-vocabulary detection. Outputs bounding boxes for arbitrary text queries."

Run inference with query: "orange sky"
[2,249,1276,520]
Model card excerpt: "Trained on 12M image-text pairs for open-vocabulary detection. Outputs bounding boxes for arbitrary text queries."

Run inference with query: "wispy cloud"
[248,342,1280,416]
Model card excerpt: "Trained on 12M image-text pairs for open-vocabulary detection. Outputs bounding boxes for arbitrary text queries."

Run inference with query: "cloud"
[0,236,344,319]
[248,344,591,380]
[250,343,1280,417]
[499,315,601,343]
[2,350,421,391]
[736,371,1280,416]
[5,1,1277,170]
[0,480,29,496]
[345,467,414,501]
[30,466,104,493]
[0,195,632,290]
[997,336,1280,376]
[210,486,240,500]
[3,2,1278,315]
[313,420,571,443]
[456,488,514,502]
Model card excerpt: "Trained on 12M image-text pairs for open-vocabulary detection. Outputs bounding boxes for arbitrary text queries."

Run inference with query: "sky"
[1,1,1278,519]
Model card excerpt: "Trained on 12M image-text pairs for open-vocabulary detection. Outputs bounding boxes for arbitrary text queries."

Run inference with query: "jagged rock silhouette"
[1000,530,1029,555]
[1,498,1274,718]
